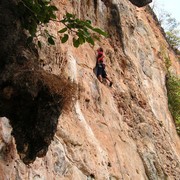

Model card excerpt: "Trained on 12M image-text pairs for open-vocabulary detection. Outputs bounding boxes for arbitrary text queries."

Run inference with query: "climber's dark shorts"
[97,66,107,78]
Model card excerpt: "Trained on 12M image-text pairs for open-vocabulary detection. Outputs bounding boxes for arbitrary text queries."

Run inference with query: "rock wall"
[0,0,180,180]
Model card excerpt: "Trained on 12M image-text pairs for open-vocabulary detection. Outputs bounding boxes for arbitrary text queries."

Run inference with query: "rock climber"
[96,47,113,87]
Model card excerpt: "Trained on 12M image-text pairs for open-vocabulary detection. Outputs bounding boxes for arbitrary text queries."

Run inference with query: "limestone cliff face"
[0,0,180,180]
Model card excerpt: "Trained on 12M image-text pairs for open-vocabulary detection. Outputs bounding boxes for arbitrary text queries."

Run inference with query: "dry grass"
[12,63,78,112]
[38,71,78,112]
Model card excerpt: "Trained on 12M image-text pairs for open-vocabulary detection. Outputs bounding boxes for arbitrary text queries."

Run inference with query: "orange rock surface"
[0,0,179,179]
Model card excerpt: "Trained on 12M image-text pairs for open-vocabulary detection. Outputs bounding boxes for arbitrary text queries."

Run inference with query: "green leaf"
[77,32,85,44]
[73,38,80,48]
[29,21,37,36]
[86,37,94,46]
[60,19,67,23]
[50,14,56,20]
[66,13,75,19]
[50,5,58,11]
[58,27,67,33]
[77,37,84,45]
[27,36,33,44]
[86,20,91,24]
[92,28,108,37]
[92,34,100,41]
[48,37,55,45]
[61,34,69,43]
[84,20,94,30]
[82,28,90,37]
[38,41,42,49]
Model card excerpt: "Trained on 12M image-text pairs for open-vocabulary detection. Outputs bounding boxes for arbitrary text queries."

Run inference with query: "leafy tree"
[16,0,107,48]
[166,30,180,49]
[150,1,180,50]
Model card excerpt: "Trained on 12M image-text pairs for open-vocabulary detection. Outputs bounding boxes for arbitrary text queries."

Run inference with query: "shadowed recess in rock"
[101,0,152,7]
[0,68,76,164]
[129,0,152,7]
[109,3,125,53]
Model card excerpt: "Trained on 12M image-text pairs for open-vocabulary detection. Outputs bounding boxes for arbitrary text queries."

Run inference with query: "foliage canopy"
[150,2,180,51]
[17,0,108,48]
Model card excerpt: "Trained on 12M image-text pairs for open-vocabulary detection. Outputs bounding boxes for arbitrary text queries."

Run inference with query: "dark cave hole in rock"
[0,80,63,164]
[0,62,78,164]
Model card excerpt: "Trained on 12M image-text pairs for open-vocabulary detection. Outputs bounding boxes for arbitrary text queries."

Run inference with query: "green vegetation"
[161,49,180,135]
[59,13,107,47]
[160,46,180,135]
[160,45,171,69]
[151,2,180,54]
[166,30,180,50]
[16,0,107,48]
[166,73,180,135]
[163,14,180,51]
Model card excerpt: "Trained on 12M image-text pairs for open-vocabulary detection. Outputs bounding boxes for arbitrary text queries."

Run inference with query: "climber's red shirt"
[97,51,104,63]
